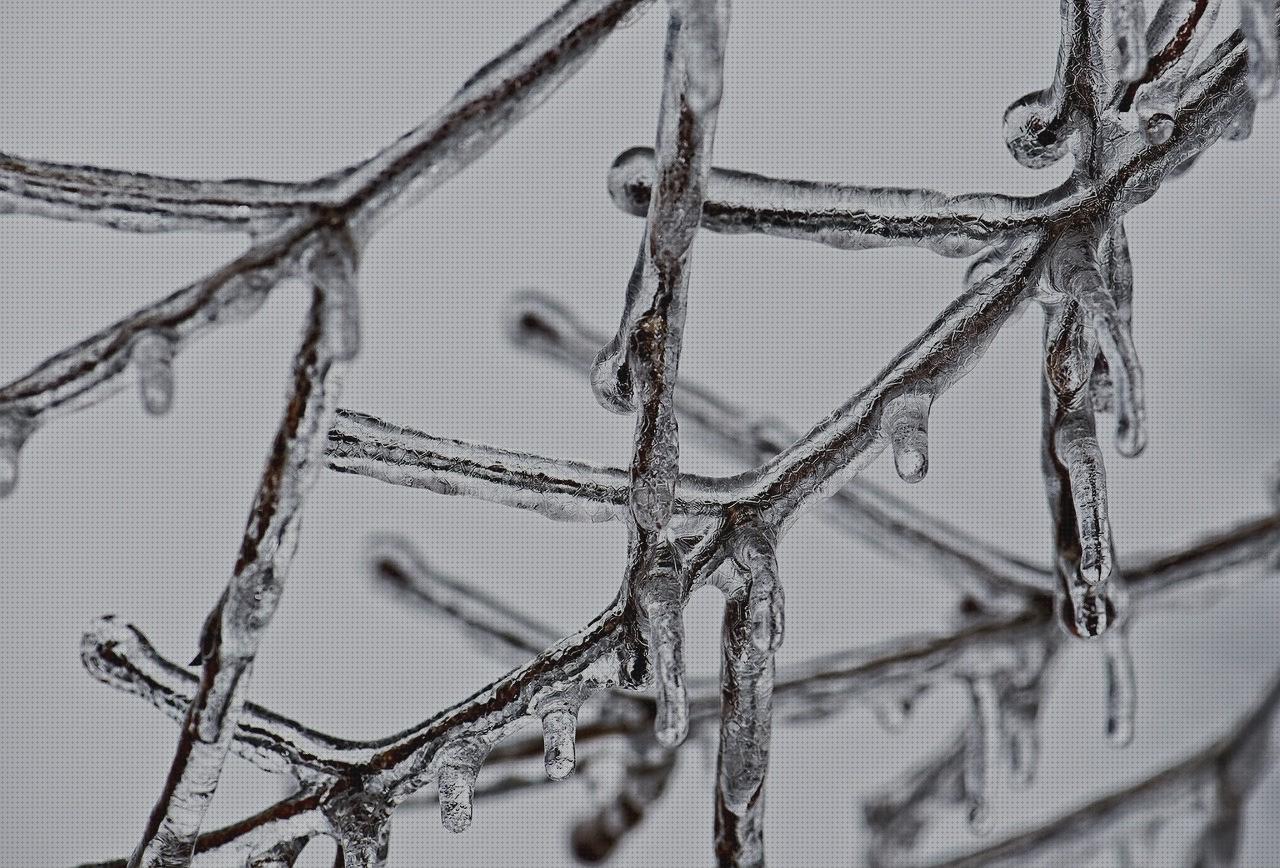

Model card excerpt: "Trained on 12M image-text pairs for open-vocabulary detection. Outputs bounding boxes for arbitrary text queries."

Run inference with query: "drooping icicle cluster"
[0,1,1276,866]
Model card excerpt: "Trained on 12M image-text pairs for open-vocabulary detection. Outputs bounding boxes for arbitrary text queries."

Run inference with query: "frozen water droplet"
[1060,581,1116,639]
[542,708,577,781]
[0,411,33,498]
[1143,114,1174,145]
[1103,628,1136,746]
[883,393,932,483]
[438,767,476,832]
[132,332,176,416]
[1002,92,1068,169]
[437,741,487,833]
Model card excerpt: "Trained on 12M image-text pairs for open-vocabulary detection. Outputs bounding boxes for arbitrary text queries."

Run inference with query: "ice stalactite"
[1102,626,1137,746]
[715,526,782,868]
[1049,229,1147,458]
[130,332,177,417]
[1042,299,1125,640]
[437,740,492,833]
[540,708,580,781]
[633,539,691,747]
[883,392,933,484]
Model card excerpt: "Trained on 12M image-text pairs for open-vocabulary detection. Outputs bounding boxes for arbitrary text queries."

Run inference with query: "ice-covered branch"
[130,267,352,867]
[609,11,1269,257]
[868,673,1280,868]
[606,147,1052,257]
[508,290,1052,608]
[326,408,734,524]
[588,0,731,762]
[0,0,651,499]
[0,152,320,234]
[82,496,1278,864]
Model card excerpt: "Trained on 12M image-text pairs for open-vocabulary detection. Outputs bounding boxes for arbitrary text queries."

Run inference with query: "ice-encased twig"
[43,3,1280,865]
[1135,0,1224,144]
[606,147,1052,257]
[590,0,730,755]
[129,275,350,868]
[326,408,734,524]
[81,496,1279,864]
[867,673,1280,868]
[0,152,321,234]
[507,291,1051,609]
[1041,300,1125,639]
[367,535,560,664]
[0,0,652,500]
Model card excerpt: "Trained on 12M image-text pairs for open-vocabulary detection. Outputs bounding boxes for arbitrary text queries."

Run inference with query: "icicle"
[131,331,176,416]
[1053,232,1146,457]
[644,595,689,747]
[541,707,578,781]
[638,542,689,748]
[0,410,33,498]
[1102,626,1137,746]
[882,392,932,483]
[962,676,1002,834]
[311,229,361,362]
[737,527,784,654]
[1112,0,1150,82]
[325,793,392,868]
[1135,0,1222,144]
[999,672,1044,788]
[1056,420,1114,587]
[437,740,488,833]
[1240,0,1279,99]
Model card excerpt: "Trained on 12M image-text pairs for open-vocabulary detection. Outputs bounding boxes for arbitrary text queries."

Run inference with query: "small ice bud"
[883,392,932,483]
[437,741,487,832]
[132,332,176,416]
[541,708,578,781]
[0,411,33,498]
[1103,628,1137,746]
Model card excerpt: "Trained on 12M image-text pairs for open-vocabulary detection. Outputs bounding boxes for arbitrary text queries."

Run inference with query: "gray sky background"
[1,1,1278,865]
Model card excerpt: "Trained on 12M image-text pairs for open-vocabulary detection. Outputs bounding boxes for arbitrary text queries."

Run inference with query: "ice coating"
[1113,0,1151,81]
[1135,0,1223,144]
[0,0,1271,864]
[130,287,345,868]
